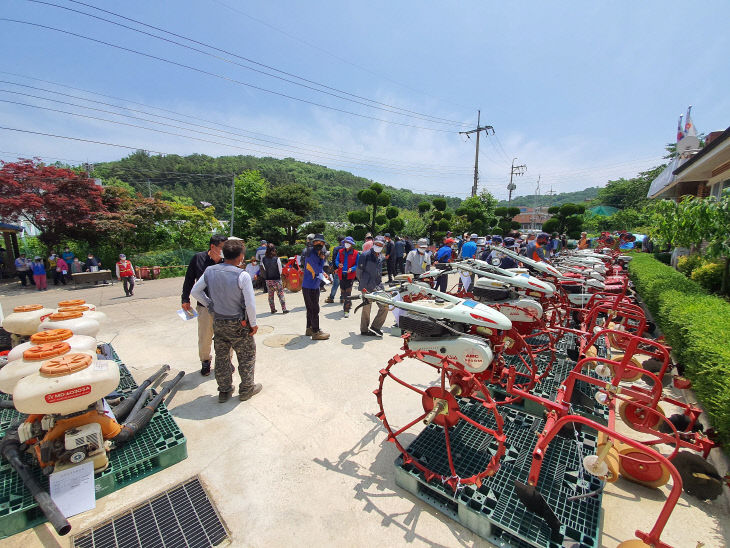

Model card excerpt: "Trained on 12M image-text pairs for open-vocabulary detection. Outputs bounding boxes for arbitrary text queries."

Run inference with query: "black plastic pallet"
[0,345,187,539]
[395,403,603,548]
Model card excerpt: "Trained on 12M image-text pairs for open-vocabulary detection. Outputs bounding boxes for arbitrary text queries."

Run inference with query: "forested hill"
[498,186,600,208]
[92,152,462,220]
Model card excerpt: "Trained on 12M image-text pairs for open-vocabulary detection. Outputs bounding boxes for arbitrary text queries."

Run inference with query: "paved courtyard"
[1,277,728,547]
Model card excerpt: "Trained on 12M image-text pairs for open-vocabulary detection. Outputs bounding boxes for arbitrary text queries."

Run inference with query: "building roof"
[0,222,23,233]
[647,156,686,198]
[673,126,730,176]
[588,205,619,217]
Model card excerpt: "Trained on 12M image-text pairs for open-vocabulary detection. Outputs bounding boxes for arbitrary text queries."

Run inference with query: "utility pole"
[230,173,236,237]
[546,186,556,206]
[459,110,494,197]
[507,158,527,205]
[532,175,541,231]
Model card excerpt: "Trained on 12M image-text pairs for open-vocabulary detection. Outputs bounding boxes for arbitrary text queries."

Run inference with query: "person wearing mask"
[497,237,520,268]
[55,255,69,286]
[190,239,260,403]
[300,234,315,268]
[394,236,406,274]
[260,243,288,314]
[383,233,395,282]
[357,235,389,336]
[70,257,83,274]
[14,254,33,287]
[181,234,228,376]
[578,232,589,250]
[61,247,75,266]
[460,234,478,259]
[31,256,47,291]
[116,253,135,296]
[84,253,100,272]
[47,253,59,284]
[302,234,329,340]
[361,233,374,253]
[434,238,454,292]
[405,238,431,275]
[526,233,551,263]
[336,236,359,318]
[325,236,345,304]
[245,258,262,290]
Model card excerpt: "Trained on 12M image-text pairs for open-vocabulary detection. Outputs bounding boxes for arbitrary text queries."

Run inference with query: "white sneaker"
[343,311,349,318]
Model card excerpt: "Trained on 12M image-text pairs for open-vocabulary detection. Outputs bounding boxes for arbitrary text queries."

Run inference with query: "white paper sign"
[177,308,198,321]
[460,273,472,292]
[49,462,96,518]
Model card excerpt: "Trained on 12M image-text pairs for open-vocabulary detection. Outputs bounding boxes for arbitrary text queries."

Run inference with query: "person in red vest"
[116,253,136,296]
[335,236,360,318]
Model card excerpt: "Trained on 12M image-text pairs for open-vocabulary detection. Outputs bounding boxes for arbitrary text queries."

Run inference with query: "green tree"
[493,205,521,236]
[543,203,585,238]
[266,182,317,244]
[595,165,665,210]
[347,182,403,236]
[233,170,268,238]
[165,202,220,250]
[455,191,498,236]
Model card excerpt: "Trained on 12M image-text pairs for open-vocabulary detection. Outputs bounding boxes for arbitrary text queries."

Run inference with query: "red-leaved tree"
[0,159,105,250]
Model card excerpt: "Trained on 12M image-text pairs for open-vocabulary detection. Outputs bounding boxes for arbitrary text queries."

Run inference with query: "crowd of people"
[179,229,578,403]
[12,248,104,290]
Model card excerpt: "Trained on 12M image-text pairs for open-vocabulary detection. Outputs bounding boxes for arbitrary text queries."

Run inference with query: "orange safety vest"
[117,260,134,277]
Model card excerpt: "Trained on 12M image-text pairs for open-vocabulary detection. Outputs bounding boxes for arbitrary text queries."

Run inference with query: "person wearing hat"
[31,256,47,291]
[302,234,330,340]
[459,233,478,259]
[300,234,315,269]
[526,233,551,263]
[255,240,267,263]
[116,253,136,296]
[357,235,389,336]
[334,236,359,317]
[405,238,431,275]
[383,233,396,282]
[325,236,345,304]
[14,253,33,287]
[435,237,454,291]
[361,233,374,253]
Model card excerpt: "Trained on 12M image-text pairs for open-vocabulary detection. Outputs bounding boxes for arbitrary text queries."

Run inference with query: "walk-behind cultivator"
[367,245,729,548]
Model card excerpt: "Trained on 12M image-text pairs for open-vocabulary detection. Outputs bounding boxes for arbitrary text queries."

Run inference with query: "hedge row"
[628,254,730,445]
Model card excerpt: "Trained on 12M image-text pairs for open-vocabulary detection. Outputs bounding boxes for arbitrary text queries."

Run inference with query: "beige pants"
[197,304,214,362]
[360,301,389,333]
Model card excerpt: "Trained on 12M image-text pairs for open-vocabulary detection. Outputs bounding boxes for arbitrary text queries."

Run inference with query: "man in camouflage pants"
[190,239,261,402]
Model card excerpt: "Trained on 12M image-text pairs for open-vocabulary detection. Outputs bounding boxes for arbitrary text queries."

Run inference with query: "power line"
[31,0,470,127]
[208,0,472,112]
[0,18,461,133]
[0,72,474,171]
[0,83,473,174]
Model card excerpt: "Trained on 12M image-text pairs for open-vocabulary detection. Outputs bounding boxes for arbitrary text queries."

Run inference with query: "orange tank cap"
[57,299,86,307]
[40,353,92,376]
[13,304,43,313]
[48,311,83,321]
[30,329,74,344]
[23,341,71,361]
[58,306,90,312]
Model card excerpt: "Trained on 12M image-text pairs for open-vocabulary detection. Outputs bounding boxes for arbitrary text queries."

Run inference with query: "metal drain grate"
[72,477,228,548]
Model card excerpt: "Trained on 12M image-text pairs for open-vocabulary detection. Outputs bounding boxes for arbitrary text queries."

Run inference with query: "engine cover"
[492,298,543,323]
[409,336,493,373]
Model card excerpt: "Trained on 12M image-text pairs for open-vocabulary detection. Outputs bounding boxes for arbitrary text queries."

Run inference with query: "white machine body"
[408,335,494,373]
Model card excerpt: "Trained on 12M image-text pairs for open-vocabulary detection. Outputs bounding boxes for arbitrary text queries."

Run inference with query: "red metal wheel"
[374,348,505,490]
[618,447,671,488]
[485,328,538,405]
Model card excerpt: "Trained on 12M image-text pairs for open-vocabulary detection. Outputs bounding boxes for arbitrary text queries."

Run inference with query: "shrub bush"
[629,254,730,446]
[653,251,671,265]
[676,254,705,276]
[691,262,724,293]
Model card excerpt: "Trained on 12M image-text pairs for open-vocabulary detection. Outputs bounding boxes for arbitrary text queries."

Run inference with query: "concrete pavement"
[1,276,728,547]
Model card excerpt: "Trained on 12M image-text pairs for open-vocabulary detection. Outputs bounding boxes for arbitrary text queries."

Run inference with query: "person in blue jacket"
[435,237,454,292]
[302,234,329,340]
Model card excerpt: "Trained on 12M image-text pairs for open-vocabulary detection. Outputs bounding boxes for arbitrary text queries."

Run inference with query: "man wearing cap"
[302,234,330,340]
[116,253,135,296]
[357,235,389,336]
[526,233,551,263]
[335,236,359,318]
[190,239,260,403]
[435,237,454,292]
[405,238,431,275]
[181,234,228,376]
[362,233,374,253]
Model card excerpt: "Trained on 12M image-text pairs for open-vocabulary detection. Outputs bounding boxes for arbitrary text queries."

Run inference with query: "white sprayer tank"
[13,354,119,415]
[6,329,97,362]
[0,341,97,395]
[56,305,107,323]
[40,311,100,338]
[57,299,96,310]
[2,305,55,336]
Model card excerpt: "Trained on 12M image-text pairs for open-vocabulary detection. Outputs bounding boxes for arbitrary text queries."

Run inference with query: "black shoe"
[360,331,376,337]
[201,360,211,376]
[218,390,232,402]
[370,327,384,337]
[239,383,263,401]
[282,309,289,314]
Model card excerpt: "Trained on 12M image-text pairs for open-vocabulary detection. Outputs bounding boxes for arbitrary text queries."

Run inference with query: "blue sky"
[1,0,729,200]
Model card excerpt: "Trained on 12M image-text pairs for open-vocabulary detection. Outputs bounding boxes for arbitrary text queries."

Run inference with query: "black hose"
[0,432,71,536]
[0,399,15,409]
[114,371,185,444]
[124,389,150,425]
[112,364,170,422]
